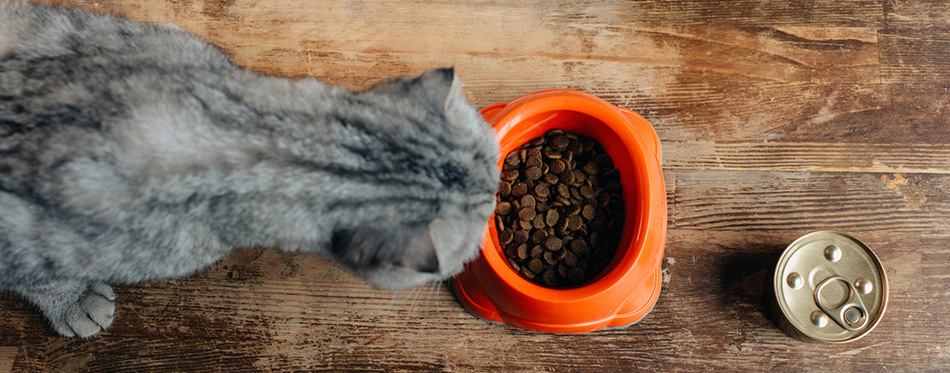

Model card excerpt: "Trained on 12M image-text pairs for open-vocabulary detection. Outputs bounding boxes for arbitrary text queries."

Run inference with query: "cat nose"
[396,253,440,274]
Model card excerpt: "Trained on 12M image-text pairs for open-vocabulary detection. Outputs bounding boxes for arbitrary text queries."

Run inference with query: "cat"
[0,1,499,338]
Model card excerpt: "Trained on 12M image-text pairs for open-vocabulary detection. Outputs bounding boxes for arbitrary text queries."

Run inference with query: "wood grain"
[3,0,950,371]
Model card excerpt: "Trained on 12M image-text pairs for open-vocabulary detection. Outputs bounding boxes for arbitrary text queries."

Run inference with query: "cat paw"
[34,281,117,338]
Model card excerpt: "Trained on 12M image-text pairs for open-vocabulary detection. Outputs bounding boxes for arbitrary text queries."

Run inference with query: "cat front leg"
[12,280,116,338]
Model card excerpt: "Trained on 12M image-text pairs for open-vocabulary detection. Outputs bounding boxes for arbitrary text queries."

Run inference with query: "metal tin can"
[768,231,888,343]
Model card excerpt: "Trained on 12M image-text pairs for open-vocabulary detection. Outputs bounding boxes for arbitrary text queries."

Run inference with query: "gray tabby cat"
[0,1,499,338]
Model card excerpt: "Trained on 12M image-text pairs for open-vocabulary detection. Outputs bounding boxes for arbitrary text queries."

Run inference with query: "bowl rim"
[481,90,664,302]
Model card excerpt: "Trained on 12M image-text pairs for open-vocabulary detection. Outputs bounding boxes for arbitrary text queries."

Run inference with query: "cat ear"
[367,67,458,108]
[416,67,458,107]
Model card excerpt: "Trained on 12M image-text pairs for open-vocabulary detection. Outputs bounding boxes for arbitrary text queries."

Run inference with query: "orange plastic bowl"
[452,90,667,334]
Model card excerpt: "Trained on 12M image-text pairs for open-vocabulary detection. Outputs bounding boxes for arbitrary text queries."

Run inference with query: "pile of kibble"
[494,129,625,288]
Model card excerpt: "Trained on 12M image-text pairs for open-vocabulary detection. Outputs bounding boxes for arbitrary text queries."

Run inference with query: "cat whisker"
[386,289,400,312]
[424,281,438,312]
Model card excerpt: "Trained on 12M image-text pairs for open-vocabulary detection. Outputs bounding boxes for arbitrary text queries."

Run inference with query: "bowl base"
[451,265,662,334]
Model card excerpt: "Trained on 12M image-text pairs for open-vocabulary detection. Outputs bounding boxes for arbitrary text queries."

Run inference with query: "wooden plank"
[663,142,950,174]
[1,229,946,371]
[666,169,950,233]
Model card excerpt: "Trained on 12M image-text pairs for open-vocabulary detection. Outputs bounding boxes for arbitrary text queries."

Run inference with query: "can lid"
[773,231,888,342]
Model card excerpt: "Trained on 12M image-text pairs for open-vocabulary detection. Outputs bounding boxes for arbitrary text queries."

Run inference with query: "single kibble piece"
[496,202,512,215]
[517,243,529,260]
[531,214,546,229]
[505,152,521,166]
[526,156,543,168]
[529,259,544,274]
[498,181,511,196]
[519,207,537,221]
[526,166,543,180]
[542,269,557,286]
[498,230,513,245]
[544,237,562,251]
[534,184,550,198]
[579,185,594,199]
[567,215,583,231]
[520,194,536,209]
[582,204,596,221]
[551,159,566,174]
[513,230,529,243]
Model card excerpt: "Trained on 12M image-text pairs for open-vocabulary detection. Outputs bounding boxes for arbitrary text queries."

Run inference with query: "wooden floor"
[3,0,949,371]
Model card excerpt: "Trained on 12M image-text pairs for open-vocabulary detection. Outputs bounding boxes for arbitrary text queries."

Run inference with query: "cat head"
[323,68,499,289]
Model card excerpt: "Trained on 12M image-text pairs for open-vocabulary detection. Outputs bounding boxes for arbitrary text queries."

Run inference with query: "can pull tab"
[814,276,869,331]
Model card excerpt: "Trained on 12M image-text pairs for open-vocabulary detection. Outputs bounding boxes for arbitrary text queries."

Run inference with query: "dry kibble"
[545,210,560,226]
[551,135,570,149]
[544,237,562,251]
[521,267,536,279]
[542,269,557,285]
[512,183,528,197]
[598,193,610,208]
[514,230,529,243]
[498,181,511,197]
[505,152,521,166]
[570,239,588,255]
[559,170,575,185]
[583,161,600,175]
[557,183,570,198]
[519,207,537,221]
[531,245,544,259]
[526,166,543,180]
[564,251,577,267]
[534,184,550,198]
[551,159,566,174]
[520,194,536,209]
[527,147,542,159]
[607,178,622,190]
[567,215,583,231]
[496,129,624,288]
[526,156,542,168]
[573,169,587,184]
[567,204,581,216]
[579,185,595,199]
[496,202,512,215]
[499,230,513,245]
[582,204,596,220]
[517,243,529,260]
[519,219,534,230]
[531,229,548,243]
[531,214,546,229]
